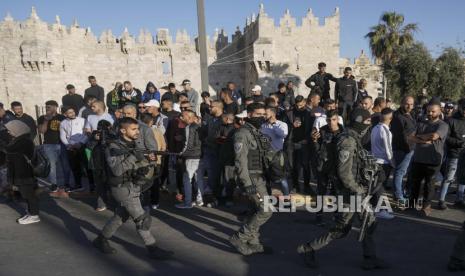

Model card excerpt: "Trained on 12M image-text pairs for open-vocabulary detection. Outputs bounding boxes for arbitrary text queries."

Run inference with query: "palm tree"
[366,12,418,98]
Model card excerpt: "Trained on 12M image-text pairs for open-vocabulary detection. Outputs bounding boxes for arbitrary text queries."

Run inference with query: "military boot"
[297,243,318,268]
[229,234,253,256]
[92,235,116,254]
[247,242,273,255]
[448,257,465,272]
[147,244,174,260]
[361,257,390,270]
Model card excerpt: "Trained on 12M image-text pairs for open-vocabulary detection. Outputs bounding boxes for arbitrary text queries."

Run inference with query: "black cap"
[350,108,371,124]
[66,84,75,89]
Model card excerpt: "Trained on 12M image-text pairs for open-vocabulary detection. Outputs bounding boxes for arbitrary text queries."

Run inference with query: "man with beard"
[92,117,172,259]
[298,108,388,270]
[311,109,343,226]
[408,102,449,216]
[305,62,337,101]
[335,67,358,122]
[229,102,273,255]
[285,95,312,194]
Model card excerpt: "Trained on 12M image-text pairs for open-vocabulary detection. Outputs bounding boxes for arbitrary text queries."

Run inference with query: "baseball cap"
[251,85,261,92]
[235,110,248,118]
[144,99,160,108]
[181,79,191,86]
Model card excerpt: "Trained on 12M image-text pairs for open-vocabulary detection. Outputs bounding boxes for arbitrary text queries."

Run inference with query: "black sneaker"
[49,185,58,193]
[362,257,390,270]
[438,200,448,210]
[297,244,318,268]
[146,244,174,260]
[92,235,116,254]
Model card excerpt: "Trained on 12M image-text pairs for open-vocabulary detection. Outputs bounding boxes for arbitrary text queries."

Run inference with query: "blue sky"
[1,0,464,59]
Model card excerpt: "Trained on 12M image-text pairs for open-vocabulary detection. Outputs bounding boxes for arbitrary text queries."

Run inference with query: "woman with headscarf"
[4,120,40,224]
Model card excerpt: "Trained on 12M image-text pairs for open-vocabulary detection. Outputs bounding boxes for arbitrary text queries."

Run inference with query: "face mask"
[352,122,370,135]
[246,117,266,128]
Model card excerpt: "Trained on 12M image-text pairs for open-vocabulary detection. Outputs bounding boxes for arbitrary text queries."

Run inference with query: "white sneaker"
[16,214,29,223]
[151,204,159,210]
[195,200,204,207]
[18,215,40,225]
[175,203,193,209]
[375,210,394,220]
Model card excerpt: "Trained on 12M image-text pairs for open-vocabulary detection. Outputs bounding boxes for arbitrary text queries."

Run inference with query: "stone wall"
[0,5,381,115]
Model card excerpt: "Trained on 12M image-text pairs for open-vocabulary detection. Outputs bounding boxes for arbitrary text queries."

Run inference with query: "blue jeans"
[440,158,459,201]
[183,159,202,205]
[393,150,413,200]
[277,179,290,196]
[41,144,66,188]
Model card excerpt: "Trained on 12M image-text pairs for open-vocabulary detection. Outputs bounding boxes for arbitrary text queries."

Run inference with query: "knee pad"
[134,212,152,231]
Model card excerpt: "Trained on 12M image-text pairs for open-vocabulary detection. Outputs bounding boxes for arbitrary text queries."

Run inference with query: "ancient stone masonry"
[0,5,381,114]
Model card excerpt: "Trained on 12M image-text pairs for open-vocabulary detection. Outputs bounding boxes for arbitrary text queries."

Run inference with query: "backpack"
[23,147,51,178]
[338,130,380,187]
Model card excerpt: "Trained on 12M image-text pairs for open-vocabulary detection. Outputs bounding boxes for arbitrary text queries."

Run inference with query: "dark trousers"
[222,165,236,201]
[19,185,39,216]
[292,145,311,192]
[67,148,83,188]
[338,102,353,123]
[410,162,440,206]
[93,169,109,209]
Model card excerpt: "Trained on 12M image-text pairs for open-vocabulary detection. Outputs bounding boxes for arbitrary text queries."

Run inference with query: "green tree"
[395,43,433,100]
[428,47,465,101]
[366,12,418,98]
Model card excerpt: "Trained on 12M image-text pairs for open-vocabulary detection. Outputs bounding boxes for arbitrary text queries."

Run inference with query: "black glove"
[133,151,145,161]
[244,185,257,196]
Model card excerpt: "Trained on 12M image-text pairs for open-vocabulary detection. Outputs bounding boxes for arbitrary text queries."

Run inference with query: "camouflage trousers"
[235,177,272,245]
[308,205,377,258]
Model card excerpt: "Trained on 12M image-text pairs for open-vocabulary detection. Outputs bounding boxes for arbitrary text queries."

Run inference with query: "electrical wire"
[213,44,254,63]
[211,54,255,65]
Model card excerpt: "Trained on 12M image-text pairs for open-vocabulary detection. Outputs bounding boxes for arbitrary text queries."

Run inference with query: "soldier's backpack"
[23,147,51,178]
[338,130,380,187]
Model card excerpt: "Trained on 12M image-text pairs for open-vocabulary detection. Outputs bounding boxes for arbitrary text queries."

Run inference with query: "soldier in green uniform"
[297,108,389,270]
[229,102,273,256]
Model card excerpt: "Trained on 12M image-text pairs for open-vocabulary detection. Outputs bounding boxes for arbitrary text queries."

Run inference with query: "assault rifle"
[109,148,181,157]
[358,164,378,242]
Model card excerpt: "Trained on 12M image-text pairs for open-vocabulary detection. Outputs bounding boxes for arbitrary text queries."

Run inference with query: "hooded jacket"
[446,112,465,158]
[142,82,161,103]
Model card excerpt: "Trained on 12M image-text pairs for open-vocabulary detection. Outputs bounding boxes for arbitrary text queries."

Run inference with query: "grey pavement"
[0,190,464,276]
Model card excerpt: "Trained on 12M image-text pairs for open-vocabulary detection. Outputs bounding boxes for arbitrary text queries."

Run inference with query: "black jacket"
[62,94,84,114]
[6,134,35,186]
[391,109,416,153]
[182,123,202,159]
[305,72,337,99]
[84,85,105,102]
[335,77,357,104]
[446,113,465,158]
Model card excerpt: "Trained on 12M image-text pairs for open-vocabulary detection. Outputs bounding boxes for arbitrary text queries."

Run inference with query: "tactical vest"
[106,141,135,187]
[244,124,266,172]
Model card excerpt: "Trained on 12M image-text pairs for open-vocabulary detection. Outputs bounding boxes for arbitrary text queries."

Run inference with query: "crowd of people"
[1,63,465,270]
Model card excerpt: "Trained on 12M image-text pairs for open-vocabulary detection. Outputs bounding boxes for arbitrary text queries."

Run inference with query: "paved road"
[0,190,464,276]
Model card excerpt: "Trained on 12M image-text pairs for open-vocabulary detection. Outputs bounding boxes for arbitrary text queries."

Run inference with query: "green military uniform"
[298,128,381,269]
[230,122,272,255]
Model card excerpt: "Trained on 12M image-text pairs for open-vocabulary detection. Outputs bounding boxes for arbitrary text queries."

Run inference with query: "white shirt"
[371,123,394,165]
[85,113,114,132]
[313,115,344,131]
[60,117,88,145]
